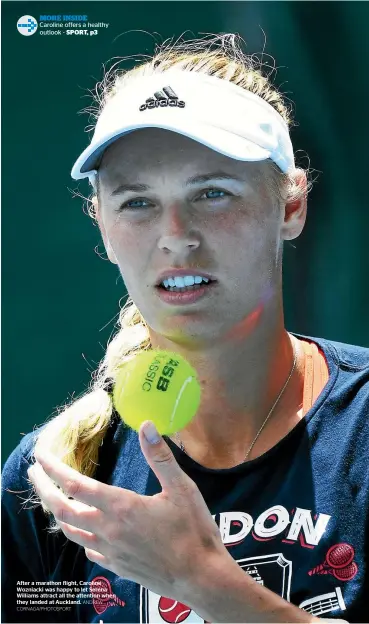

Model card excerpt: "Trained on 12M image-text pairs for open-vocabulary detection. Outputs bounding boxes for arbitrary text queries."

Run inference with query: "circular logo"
[17,16,38,36]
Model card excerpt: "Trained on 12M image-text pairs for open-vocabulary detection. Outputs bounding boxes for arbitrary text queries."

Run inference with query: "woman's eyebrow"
[110,172,245,196]
[111,182,149,196]
[185,172,245,186]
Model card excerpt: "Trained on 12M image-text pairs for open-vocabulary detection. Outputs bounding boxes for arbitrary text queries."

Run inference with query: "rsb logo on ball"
[139,86,186,112]
[142,353,179,393]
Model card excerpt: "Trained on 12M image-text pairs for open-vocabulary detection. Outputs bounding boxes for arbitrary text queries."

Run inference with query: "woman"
[2,34,367,623]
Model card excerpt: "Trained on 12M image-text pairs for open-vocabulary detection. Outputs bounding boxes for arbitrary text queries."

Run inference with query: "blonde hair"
[27,33,311,531]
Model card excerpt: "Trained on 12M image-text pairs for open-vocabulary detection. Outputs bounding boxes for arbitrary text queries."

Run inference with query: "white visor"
[71,69,295,181]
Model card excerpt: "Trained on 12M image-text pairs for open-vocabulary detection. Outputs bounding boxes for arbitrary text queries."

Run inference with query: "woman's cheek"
[106,220,140,255]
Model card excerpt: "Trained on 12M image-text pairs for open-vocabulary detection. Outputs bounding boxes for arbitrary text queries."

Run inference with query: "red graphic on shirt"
[90,575,126,615]
[308,543,358,581]
[157,597,212,623]
[158,597,192,622]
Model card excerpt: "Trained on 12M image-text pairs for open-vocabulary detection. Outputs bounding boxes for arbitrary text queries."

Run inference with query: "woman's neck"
[150,315,305,466]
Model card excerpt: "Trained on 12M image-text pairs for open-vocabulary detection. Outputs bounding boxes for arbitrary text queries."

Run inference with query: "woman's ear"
[280,169,308,241]
[94,197,119,265]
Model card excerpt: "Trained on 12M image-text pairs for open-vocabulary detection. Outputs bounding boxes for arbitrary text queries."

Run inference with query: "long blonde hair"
[28,33,311,531]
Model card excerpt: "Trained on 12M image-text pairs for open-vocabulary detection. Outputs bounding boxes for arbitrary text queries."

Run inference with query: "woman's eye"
[114,189,231,213]
[199,188,229,201]
[115,198,150,212]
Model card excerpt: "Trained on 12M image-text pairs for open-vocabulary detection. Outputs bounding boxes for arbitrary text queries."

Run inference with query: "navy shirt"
[2,334,369,623]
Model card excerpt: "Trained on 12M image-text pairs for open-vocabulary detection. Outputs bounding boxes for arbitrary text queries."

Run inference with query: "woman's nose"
[157,204,200,254]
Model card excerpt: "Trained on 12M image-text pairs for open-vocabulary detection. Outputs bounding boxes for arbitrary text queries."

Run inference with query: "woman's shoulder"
[2,429,40,498]
[294,331,369,371]
[321,336,369,371]
[1,429,49,542]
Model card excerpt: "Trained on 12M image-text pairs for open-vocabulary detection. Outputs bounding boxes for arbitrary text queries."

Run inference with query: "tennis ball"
[113,350,201,435]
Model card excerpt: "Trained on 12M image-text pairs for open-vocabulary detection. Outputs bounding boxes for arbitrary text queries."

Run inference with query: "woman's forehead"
[100,127,230,168]
[99,128,269,186]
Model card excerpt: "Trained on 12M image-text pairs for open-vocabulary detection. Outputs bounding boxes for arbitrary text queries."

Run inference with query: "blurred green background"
[2,1,369,463]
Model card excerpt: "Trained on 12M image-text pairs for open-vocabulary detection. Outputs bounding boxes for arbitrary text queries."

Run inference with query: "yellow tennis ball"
[113,350,201,435]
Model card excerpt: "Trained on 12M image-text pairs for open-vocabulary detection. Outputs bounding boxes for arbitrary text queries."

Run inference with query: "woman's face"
[97,128,301,344]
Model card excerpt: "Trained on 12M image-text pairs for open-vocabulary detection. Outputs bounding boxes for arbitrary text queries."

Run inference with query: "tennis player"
[2,34,368,623]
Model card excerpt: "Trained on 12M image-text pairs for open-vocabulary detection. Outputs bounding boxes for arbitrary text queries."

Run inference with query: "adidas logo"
[139,86,186,112]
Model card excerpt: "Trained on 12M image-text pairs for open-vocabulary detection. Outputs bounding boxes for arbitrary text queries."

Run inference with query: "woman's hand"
[27,421,228,604]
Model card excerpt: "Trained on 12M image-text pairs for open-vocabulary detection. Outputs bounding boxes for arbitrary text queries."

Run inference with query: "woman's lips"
[155,282,217,305]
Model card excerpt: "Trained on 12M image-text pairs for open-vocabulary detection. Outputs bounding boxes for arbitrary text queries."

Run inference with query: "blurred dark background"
[2,1,369,463]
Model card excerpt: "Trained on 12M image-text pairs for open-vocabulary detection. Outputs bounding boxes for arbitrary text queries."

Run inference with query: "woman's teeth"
[161,275,211,290]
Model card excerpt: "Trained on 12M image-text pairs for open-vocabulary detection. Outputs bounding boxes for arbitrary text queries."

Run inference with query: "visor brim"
[71,121,271,180]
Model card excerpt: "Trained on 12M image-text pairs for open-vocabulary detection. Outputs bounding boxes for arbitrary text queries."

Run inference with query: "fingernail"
[143,422,161,445]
